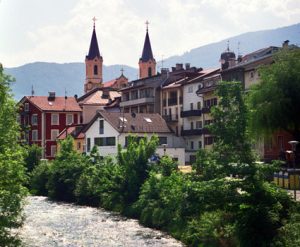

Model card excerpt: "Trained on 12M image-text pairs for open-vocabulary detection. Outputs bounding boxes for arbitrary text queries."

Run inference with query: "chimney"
[237,55,242,63]
[175,63,183,70]
[48,92,56,101]
[283,40,289,48]
[102,89,110,99]
[161,68,170,74]
[185,63,190,70]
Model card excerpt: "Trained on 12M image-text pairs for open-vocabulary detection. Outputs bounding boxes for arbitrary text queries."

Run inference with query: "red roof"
[57,125,85,140]
[103,79,117,88]
[23,96,82,112]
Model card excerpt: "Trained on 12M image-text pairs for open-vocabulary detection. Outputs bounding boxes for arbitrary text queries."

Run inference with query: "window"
[205,136,214,145]
[190,141,194,150]
[159,137,167,145]
[51,145,57,157]
[188,86,193,93]
[250,71,254,79]
[144,117,152,123]
[94,137,116,146]
[197,101,201,110]
[51,129,59,141]
[77,142,81,150]
[31,114,38,125]
[66,114,73,125]
[148,67,152,77]
[277,136,284,151]
[131,90,138,100]
[32,130,38,141]
[87,138,91,152]
[51,114,59,125]
[94,65,98,75]
[99,119,104,134]
[25,103,29,112]
[191,122,194,130]
[190,102,194,110]
[190,155,196,164]
[196,121,202,129]
[198,141,202,149]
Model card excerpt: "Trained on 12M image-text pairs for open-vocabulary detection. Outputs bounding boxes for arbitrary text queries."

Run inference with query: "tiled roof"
[57,124,85,140]
[78,88,121,105]
[187,68,220,83]
[103,79,117,88]
[86,27,101,60]
[85,111,172,134]
[140,30,155,62]
[23,96,82,112]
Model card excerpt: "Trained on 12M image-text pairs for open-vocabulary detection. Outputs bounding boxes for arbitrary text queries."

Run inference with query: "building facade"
[19,93,82,159]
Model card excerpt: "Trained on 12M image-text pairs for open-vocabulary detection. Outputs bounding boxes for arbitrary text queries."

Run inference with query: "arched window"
[148,67,152,77]
[94,65,98,75]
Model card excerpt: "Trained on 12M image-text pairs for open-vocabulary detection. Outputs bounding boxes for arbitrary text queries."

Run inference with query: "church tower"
[84,18,103,93]
[139,21,156,79]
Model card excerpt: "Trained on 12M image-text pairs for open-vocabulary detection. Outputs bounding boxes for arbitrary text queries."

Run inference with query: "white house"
[83,111,186,165]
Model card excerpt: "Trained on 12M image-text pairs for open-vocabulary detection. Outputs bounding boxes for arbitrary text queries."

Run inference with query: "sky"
[1,0,300,68]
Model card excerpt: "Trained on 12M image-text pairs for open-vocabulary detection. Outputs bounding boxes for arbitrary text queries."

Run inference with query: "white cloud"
[1,0,300,67]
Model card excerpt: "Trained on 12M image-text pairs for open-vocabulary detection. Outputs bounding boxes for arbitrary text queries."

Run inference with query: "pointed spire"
[86,17,101,60]
[140,21,154,62]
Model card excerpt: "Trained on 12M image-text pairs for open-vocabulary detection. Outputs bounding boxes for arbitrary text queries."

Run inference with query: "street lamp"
[288,140,299,200]
[162,143,167,156]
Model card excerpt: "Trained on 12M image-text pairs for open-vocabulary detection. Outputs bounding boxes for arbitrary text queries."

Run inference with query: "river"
[17,196,184,247]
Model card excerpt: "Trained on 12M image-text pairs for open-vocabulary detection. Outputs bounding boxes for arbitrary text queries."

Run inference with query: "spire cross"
[227,40,230,51]
[145,20,149,31]
[92,17,97,28]
[120,67,124,75]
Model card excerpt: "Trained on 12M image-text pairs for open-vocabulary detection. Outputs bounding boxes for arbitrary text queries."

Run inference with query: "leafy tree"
[0,65,27,245]
[30,159,51,196]
[24,144,42,173]
[210,80,254,166]
[117,135,158,205]
[248,48,300,140]
[47,136,87,202]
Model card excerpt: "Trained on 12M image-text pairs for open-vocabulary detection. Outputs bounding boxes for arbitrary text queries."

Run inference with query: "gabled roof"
[140,30,155,62]
[57,124,86,140]
[186,68,220,84]
[20,96,82,112]
[84,111,172,134]
[86,27,101,60]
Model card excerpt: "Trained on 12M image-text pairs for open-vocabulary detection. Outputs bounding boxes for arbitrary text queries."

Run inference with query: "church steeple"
[139,21,156,79]
[84,17,103,93]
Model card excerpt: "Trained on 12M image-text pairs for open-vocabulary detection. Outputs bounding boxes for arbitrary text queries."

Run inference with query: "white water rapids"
[17,196,184,247]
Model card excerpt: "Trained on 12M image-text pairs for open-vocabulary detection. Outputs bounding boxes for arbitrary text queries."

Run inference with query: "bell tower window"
[94,65,98,75]
[148,67,152,77]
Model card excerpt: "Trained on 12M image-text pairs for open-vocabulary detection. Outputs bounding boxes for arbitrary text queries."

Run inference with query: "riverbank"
[18,196,184,247]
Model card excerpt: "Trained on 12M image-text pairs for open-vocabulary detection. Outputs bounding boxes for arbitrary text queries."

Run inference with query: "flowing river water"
[17,196,184,247]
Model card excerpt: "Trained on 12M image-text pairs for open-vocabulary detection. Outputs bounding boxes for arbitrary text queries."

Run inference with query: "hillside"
[5,23,300,100]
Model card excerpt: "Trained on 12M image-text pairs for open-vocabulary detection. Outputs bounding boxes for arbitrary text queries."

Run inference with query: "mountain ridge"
[5,22,300,100]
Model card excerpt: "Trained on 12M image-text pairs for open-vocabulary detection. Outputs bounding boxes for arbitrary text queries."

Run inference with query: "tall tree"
[210,80,254,167]
[248,48,300,140]
[0,64,27,245]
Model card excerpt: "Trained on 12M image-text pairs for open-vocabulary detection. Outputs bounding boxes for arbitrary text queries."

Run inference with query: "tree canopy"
[247,48,300,140]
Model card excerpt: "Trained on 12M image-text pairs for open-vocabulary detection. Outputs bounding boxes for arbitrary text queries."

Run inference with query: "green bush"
[30,160,51,196]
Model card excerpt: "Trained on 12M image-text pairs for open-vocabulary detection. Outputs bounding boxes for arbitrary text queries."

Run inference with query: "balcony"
[202,107,211,113]
[168,98,178,106]
[120,96,155,107]
[180,109,202,118]
[162,114,178,122]
[181,128,203,136]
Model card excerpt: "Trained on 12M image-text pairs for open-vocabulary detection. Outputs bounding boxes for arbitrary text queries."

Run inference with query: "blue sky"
[1,0,300,68]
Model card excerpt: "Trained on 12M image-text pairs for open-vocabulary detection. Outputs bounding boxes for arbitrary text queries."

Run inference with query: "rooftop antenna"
[227,40,230,51]
[161,54,164,68]
[31,85,35,97]
[237,41,241,56]
[64,88,67,109]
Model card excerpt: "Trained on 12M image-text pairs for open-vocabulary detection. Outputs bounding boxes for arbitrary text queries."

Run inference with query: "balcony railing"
[201,107,211,113]
[181,128,203,136]
[180,109,202,118]
[162,114,178,122]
